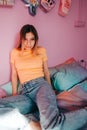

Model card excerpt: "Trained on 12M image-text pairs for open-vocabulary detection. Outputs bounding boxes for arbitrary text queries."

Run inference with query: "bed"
[0,58,87,130]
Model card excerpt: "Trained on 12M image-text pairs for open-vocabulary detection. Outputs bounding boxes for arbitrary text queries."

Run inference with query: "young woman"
[10,24,87,130]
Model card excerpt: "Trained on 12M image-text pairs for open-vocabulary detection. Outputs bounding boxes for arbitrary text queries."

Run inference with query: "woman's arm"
[11,63,18,96]
[43,61,52,85]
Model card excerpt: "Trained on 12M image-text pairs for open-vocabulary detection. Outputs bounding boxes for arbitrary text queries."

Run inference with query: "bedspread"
[57,80,87,112]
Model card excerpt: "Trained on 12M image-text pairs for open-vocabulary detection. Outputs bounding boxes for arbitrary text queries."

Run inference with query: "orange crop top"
[10,47,48,84]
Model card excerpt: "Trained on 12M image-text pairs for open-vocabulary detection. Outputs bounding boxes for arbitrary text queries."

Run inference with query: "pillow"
[1,81,22,96]
[49,67,57,78]
[49,57,75,78]
[0,88,7,98]
[55,57,76,69]
[52,61,87,92]
[1,82,12,96]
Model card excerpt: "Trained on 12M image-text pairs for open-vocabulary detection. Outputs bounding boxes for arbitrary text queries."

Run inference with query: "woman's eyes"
[31,38,35,41]
[25,38,35,42]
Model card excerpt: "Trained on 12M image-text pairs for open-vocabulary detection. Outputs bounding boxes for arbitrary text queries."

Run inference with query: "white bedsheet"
[0,108,28,130]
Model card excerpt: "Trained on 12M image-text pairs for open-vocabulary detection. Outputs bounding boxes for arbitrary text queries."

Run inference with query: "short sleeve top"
[10,47,48,84]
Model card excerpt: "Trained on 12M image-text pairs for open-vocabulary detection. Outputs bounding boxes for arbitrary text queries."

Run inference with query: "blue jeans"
[21,77,87,130]
[0,94,36,115]
[0,77,87,130]
[21,77,63,129]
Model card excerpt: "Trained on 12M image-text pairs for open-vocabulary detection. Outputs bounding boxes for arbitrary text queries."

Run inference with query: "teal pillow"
[1,81,21,96]
[49,67,57,77]
[1,82,12,95]
[52,61,87,92]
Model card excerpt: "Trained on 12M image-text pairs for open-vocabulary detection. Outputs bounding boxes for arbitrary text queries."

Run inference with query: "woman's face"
[22,32,36,50]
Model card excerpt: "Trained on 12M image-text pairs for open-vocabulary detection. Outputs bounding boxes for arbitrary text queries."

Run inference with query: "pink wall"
[0,0,87,85]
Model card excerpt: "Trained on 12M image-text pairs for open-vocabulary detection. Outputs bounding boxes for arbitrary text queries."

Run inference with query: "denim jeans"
[21,77,87,130]
[21,77,63,129]
[0,94,37,115]
[0,77,87,130]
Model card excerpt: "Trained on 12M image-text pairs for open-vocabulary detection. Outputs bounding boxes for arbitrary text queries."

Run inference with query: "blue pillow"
[52,61,87,92]
[1,81,22,96]
[1,82,12,95]
[49,67,57,77]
